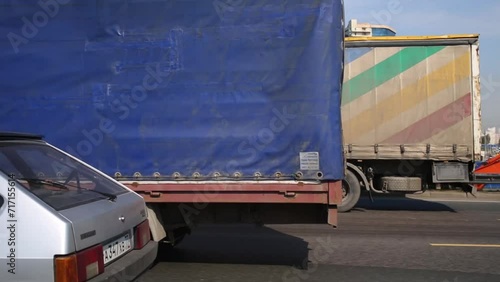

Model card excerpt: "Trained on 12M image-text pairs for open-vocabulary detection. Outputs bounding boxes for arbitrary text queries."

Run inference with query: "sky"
[344,0,500,131]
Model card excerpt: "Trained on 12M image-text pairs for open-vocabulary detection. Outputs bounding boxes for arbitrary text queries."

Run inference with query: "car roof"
[0,132,44,141]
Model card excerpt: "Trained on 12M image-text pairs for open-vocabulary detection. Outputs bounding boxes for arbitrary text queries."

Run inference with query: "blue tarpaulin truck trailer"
[0,0,345,244]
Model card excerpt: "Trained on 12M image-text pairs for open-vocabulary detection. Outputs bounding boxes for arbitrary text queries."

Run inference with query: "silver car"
[0,132,158,281]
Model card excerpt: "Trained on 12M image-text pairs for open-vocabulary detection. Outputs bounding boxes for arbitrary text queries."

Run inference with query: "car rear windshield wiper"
[18,178,69,190]
[83,189,117,201]
[17,178,117,201]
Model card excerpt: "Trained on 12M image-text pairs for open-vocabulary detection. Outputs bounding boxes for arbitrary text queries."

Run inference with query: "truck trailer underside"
[129,182,342,244]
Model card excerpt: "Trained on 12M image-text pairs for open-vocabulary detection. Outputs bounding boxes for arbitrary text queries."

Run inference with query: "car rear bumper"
[89,240,158,282]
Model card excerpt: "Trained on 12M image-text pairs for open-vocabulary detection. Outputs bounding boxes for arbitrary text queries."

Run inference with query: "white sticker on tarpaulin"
[299,152,320,170]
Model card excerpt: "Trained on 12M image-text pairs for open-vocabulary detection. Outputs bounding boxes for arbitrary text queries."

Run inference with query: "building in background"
[481,127,499,160]
[485,127,499,145]
[345,19,397,37]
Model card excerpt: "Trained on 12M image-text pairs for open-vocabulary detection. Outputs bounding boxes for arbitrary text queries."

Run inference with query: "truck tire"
[339,170,361,212]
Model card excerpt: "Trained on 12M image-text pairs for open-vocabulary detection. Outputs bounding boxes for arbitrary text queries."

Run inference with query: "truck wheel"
[339,170,361,212]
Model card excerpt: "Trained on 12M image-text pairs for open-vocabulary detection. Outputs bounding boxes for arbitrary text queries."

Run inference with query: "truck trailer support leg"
[328,181,343,227]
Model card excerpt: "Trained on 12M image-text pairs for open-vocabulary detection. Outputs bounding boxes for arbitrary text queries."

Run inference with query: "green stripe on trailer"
[342,46,445,105]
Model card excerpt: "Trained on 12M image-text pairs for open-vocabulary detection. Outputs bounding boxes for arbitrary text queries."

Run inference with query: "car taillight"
[134,219,151,249]
[54,244,104,282]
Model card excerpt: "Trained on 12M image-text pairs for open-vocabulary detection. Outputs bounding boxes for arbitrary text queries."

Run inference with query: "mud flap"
[146,204,167,242]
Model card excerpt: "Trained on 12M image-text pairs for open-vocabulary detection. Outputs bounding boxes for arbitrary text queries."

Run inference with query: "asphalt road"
[140,196,500,282]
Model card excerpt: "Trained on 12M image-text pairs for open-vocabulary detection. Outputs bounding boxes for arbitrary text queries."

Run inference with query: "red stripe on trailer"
[383,93,472,144]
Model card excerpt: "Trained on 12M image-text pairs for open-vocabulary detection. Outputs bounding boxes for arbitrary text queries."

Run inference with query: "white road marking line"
[430,243,500,248]
[414,199,500,204]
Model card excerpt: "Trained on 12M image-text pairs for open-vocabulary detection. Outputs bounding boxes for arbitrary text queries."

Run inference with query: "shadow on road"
[156,224,310,268]
[353,196,457,212]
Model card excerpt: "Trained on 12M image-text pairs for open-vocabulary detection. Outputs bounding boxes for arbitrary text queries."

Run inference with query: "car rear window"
[0,141,128,210]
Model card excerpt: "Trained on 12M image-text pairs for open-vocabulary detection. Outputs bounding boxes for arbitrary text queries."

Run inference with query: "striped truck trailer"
[338,35,482,212]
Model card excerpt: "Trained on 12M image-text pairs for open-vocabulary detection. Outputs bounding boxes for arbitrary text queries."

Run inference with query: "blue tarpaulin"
[0,0,345,181]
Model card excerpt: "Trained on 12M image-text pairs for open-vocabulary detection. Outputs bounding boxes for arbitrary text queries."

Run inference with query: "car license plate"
[103,233,132,264]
